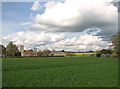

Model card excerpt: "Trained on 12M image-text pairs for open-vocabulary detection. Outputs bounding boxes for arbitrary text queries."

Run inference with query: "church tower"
[19,45,24,56]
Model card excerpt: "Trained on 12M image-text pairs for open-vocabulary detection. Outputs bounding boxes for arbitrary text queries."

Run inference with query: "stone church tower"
[19,45,24,56]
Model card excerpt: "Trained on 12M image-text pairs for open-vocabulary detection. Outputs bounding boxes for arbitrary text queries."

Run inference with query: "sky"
[1,0,119,52]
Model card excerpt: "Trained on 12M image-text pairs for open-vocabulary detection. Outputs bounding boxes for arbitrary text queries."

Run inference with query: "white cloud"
[53,34,110,51]
[32,0,117,28]
[113,0,120,2]
[2,31,111,51]
[2,31,66,49]
[44,1,58,9]
[20,22,32,25]
[2,0,115,52]
[28,0,118,40]
[31,1,40,11]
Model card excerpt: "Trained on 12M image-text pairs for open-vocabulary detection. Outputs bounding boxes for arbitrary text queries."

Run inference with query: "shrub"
[96,53,102,57]
[110,54,118,58]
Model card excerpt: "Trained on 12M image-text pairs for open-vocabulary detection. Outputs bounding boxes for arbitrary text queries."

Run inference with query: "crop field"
[2,56,118,87]
[74,53,96,56]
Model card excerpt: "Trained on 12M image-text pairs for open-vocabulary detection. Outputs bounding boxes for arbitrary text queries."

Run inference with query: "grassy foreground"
[2,56,118,87]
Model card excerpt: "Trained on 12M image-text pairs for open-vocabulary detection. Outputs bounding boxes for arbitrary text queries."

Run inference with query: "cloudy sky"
[1,0,119,52]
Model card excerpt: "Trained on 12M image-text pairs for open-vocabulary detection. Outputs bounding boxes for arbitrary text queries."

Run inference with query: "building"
[37,51,43,56]
[19,46,37,57]
[19,45,66,57]
[50,52,66,57]
[24,50,37,57]
[19,45,24,57]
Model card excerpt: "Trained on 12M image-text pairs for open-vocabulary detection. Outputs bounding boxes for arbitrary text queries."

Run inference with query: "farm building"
[37,51,43,56]
[50,52,66,57]
[23,50,37,57]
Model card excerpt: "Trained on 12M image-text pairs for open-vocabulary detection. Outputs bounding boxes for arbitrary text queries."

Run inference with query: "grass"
[2,56,118,87]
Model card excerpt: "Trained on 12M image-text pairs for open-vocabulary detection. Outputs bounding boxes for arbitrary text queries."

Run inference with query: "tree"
[43,48,51,52]
[110,32,120,55]
[6,42,19,57]
[96,49,113,57]
[100,49,112,54]
[2,45,6,57]
[15,52,21,57]
[43,48,51,56]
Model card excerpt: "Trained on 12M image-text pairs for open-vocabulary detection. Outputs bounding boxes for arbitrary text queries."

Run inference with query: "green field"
[2,56,118,87]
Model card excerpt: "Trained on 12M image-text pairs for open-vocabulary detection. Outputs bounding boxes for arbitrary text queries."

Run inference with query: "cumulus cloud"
[28,0,118,41]
[30,1,40,11]
[53,34,111,51]
[2,31,66,49]
[20,22,32,25]
[1,31,111,51]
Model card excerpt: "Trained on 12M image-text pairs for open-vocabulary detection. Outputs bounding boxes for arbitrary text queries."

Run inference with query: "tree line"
[96,32,120,57]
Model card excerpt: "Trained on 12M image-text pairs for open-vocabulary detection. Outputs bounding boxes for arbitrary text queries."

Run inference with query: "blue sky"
[2,1,64,35]
[2,2,34,35]
[2,0,118,35]
[1,0,118,51]
[3,2,33,22]
[2,1,86,38]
